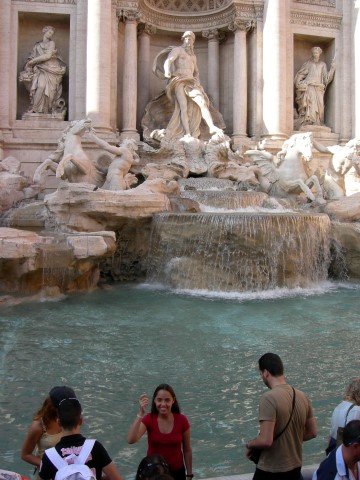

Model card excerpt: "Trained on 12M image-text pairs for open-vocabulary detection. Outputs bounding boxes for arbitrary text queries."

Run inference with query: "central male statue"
[153,31,224,140]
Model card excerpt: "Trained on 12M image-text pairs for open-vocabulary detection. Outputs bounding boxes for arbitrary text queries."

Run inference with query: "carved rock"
[0,227,116,295]
[324,192,360,222]
[44,181,172,232]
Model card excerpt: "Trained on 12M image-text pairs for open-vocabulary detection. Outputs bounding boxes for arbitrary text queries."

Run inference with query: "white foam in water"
[139,280,341,301]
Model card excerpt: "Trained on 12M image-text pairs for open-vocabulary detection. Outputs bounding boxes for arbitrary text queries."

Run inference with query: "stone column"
[71,0,87,120]
[121,9,140,140]
[0,0,11,131]
[339,1,352,143]
[262,0,288,140]
[229,20,252,146]
[86,0,112,131]
[202,29,225,110]
[354,1,360,138]
[137,23,156,130]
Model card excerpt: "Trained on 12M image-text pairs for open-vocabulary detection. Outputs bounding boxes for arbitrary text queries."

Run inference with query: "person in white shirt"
[326,379,360,454]
[313,420,360,480]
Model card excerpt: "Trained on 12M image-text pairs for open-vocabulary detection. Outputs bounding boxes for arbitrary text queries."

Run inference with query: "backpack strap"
[46,448,68,471]
[344,403,356,426]
[75,439,96,465]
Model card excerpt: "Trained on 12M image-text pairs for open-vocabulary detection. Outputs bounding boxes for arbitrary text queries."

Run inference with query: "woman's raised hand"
[138,393,149,416]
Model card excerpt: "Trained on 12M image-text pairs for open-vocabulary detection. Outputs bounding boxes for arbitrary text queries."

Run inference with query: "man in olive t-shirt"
[245,353,318,480]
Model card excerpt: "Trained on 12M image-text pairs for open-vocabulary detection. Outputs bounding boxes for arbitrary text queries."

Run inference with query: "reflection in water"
[0,282,359,479]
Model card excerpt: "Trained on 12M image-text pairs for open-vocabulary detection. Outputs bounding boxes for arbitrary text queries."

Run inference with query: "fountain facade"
[0,1,360,302]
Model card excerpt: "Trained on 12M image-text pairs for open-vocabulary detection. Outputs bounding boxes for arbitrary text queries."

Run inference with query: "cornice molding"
[291,9,342,30]
[293,0,335,7]
[13,0,76,3]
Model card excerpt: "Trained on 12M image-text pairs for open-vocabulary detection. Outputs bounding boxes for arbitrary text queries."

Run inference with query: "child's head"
[135,454,170,480]
[58,398,82,430]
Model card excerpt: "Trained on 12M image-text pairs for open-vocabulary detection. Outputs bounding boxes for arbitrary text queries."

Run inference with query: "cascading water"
[180,190,270,210]
[147,212,331,292]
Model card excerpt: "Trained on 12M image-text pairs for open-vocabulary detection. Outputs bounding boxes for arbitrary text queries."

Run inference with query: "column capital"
[138,22,156,36]
[228,19,255,33]
[120,8,140,23]
[202,29,226,42]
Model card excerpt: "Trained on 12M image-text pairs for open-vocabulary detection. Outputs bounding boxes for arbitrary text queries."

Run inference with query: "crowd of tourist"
[16,353,360,480]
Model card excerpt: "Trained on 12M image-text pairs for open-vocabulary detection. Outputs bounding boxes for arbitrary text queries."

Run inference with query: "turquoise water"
[1,281,360,479]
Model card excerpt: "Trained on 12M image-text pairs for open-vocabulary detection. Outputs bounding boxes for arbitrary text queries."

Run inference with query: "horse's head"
[69,118,92,136]
[291,132,313,162]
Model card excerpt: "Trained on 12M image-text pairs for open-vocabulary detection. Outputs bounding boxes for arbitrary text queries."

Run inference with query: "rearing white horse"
[247,132,325,203]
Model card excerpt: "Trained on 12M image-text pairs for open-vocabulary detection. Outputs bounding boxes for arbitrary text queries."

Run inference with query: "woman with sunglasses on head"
[20,386,76,479]
[128,384,193,480]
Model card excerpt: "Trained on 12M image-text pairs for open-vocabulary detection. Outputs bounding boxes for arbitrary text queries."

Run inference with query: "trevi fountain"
[1,1,360,479]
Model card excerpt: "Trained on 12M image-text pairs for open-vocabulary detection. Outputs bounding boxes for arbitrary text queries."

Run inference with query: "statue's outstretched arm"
[312,138,329,154]
[88,132,120,156]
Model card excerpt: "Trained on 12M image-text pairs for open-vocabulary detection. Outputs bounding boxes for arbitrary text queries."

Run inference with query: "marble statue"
[294,46,335,128]
[146,31,225,141]
[312,138,360,199]
[88,132,139,191]
[55,119,105,186]
[246,132,325,203]
[19,26,67,117]
[33,118,105,187]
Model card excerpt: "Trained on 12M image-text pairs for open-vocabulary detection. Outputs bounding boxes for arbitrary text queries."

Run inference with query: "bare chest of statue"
[174,49,196,76]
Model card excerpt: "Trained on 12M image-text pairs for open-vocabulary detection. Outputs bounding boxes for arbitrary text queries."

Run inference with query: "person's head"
[343,378,360,405]
[151,384,180,414]
[33,385,77,426]
[342,420,360,463]
[181,31,195,49]
[135,454,170,480]
[49,385,77,409]
[258,353,284,386]
[311,46,322,61]
[345,138,360,155]
[58,398,83,430]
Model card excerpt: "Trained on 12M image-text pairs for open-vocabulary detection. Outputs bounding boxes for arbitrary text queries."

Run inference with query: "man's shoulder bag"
[249,386,296,464]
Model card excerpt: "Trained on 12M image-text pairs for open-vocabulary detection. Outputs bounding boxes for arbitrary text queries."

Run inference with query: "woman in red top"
[127,384,193,480]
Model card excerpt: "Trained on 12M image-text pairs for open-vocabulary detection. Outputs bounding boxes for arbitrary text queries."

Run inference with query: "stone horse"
[33,119,106,189]
[55,118,105,186]
[246,132,325,203]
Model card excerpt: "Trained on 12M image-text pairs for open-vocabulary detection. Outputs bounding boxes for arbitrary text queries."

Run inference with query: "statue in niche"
[19,26,67,118]
[294,46,335,128]
[142,31,226,143]
[312,138,360,199]
[87,131,139,191]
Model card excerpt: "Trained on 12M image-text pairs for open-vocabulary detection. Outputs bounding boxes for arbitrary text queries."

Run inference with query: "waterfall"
[180,190,270,210]
[147,212,331,292]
